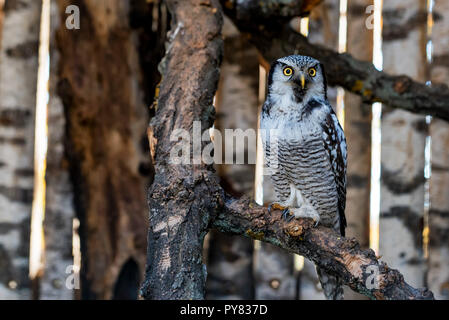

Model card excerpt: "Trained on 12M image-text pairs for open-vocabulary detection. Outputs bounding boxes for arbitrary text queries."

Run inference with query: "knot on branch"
[284,219,313,237]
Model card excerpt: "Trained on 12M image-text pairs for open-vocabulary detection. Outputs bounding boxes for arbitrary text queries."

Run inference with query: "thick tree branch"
[141,0,224,300]
[222,0,449,121]
[212,196,434,300]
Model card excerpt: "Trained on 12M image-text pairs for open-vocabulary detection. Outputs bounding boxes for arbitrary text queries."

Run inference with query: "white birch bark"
[379,0,427,289]
[0,0,41,300]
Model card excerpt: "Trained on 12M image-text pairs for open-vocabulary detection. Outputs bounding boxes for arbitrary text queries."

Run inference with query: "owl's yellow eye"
[308,67,317,77]
[283,67,293,77]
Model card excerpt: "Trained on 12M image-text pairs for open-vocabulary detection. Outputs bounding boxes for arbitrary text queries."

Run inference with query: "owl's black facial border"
[292,85,307,103]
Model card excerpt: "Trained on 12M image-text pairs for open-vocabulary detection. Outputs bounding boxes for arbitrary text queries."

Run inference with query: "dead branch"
[213,195,434,300]
[222,0,449,121]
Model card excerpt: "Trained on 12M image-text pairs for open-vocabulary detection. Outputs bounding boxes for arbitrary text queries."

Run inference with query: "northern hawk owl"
[260,55,347,300]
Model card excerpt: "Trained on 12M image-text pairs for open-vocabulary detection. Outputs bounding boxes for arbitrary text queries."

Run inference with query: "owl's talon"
[282,208,294,222]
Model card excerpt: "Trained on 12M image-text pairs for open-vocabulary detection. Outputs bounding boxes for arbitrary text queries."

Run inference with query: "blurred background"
[0,0,448,300]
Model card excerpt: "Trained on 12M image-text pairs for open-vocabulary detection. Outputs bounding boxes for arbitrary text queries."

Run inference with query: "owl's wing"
[321,105,347,236]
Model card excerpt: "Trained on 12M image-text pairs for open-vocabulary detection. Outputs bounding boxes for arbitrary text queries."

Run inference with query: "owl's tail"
[316,267,344,300]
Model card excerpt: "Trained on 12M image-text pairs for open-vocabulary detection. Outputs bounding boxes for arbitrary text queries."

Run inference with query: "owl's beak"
[300,74,305,89]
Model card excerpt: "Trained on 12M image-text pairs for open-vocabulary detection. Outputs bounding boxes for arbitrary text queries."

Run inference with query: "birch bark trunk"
[427,0,449,301]
[379,0,427,289]
[0,0,41,300]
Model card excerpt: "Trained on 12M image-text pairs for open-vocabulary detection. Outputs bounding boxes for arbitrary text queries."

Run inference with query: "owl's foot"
[282,208,294,222]
[268,203,295,222]
[291,207,320,227]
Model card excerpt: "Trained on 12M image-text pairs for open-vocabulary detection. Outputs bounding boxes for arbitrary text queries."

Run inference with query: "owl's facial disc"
[268,55,328,104]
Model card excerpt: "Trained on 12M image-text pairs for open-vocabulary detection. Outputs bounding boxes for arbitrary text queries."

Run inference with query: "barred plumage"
[260,55,347,300]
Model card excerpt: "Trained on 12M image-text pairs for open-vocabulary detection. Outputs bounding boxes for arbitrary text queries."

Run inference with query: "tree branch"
[222,0,449,121]
[141,0,224,300]
[212,195,434,300]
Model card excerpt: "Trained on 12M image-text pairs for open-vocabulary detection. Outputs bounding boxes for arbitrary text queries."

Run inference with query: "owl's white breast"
[261,101,323,143]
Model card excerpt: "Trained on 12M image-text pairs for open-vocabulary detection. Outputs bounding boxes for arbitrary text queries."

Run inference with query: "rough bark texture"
[214,196,434,300]
[0,0,41,300]
[205,17,255,300]
[222,0,449,122]
[343,0,373,300]
[56,0,149,300]
[140,0,224,300]
[379,0,427,289]
[428,0,449,300]
[40,0,75,300]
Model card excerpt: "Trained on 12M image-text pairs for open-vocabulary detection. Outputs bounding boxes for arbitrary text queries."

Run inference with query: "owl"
[260,55,347,300]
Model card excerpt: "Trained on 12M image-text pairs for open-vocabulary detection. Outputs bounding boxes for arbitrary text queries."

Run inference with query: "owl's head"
[267,55,327,104]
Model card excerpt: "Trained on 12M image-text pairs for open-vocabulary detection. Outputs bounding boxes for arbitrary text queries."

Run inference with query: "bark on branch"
[141,0,224,300]
[213,196,434,300]
[222,0,449,121]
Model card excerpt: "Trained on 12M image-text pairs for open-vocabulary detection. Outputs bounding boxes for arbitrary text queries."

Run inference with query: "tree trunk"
[205,17,256,300]
[428,0,449,300]
[0,0,41,300]
[55,0,150,300]
[379,0,427,288]
[141,0,224,300]
[343,0,373,300]
[40,0,75,300]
